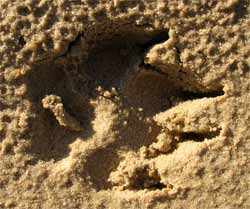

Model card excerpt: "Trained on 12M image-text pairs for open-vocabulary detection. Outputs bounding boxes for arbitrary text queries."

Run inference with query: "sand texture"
[0,0,250,208]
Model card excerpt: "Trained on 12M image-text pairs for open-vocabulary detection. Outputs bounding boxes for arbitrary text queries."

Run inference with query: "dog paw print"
[23,23,226,193]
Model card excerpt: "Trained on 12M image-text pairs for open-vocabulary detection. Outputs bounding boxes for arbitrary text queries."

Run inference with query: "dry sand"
[0,0,250,208]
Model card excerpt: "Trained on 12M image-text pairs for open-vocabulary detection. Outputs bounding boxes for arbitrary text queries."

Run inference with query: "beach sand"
[0,0,250,208]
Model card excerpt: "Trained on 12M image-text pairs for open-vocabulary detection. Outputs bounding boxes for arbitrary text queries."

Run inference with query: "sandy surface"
[0,0,250,208]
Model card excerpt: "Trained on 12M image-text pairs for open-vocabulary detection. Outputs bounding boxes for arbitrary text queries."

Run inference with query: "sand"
[0,0,250,208]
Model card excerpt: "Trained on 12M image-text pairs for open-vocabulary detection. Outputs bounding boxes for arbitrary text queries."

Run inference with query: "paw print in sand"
[23,24,225,193]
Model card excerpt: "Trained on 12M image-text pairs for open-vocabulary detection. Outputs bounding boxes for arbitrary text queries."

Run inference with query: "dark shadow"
[180,89,224,100]
[137,31,169,52]
[179,129,221,142]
